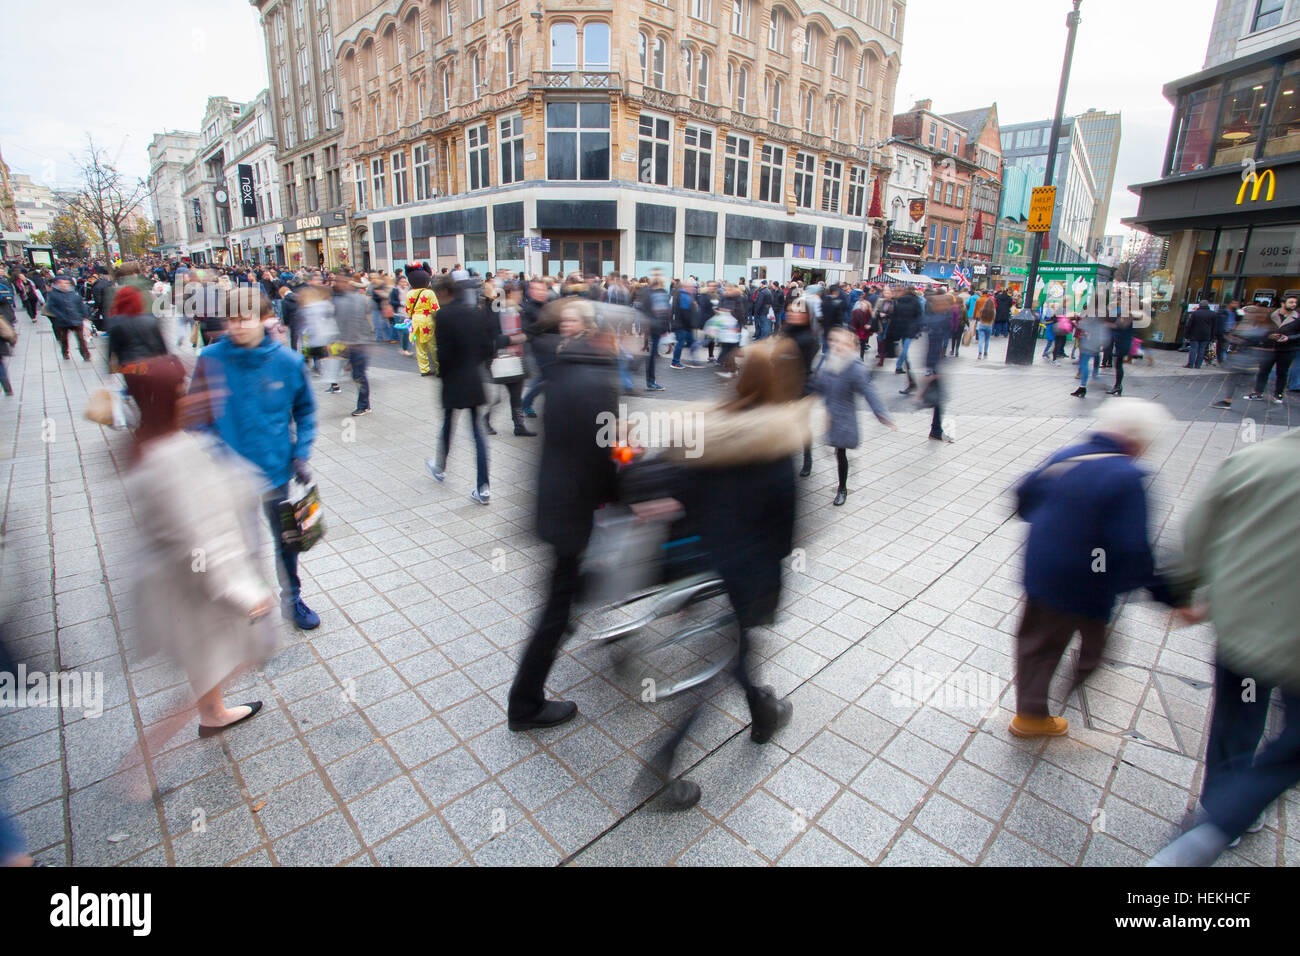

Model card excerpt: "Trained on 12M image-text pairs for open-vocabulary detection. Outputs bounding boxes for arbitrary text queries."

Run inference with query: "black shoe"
[483,416,497,435]
[656,779,702,812]
[514,423,538,436]
[1107,387,1122,396]
[524,407,538,418]
[351,407,370,416]
[1071,386,1086,398]
[899,386,914,395]
[198,701,263,738]
[507,699,578,732]
[833,488,847,506]
[748,686,792,744]
[1211,399,1233,409]
[798,462,812,478]
[929,432,955,443]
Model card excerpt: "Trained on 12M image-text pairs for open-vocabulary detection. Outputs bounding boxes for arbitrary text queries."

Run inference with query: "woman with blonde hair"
[629,335,811,808]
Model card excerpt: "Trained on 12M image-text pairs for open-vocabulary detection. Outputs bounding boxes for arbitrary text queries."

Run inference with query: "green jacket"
[1172,428,1300,690]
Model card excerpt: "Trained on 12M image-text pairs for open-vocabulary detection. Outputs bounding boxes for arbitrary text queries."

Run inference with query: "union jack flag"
[951,266,972,291]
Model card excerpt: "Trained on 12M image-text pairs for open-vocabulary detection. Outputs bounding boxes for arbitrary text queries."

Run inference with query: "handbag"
[960,324,972,348]
[276,481,325,552]
[490,353,524,382]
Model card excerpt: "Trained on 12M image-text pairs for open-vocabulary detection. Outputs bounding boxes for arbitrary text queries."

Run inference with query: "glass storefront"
[1193,223,1300,310]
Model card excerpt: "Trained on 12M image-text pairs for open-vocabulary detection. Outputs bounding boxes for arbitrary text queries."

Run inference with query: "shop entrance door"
[540,233,618,279]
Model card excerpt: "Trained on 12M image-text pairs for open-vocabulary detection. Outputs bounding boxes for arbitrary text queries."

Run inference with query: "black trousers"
[508,550,581,718]
[1256,351,1294,397]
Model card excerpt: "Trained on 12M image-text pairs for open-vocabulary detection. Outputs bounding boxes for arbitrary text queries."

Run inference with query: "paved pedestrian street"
[2,321,1297,867]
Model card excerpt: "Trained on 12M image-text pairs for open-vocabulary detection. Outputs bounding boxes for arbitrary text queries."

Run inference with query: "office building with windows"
[1073,109,1122,255]
[999,116,1097,265]
[1129,3,1300,344]
[179,97,244,265]
[148,132,202,258]
[253,0,352,270]
[226,91,284,265]
[333,0,907,281]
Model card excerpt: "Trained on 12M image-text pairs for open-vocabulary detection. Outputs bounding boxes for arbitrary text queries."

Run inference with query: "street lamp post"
[858,137,895,280]
[1023,0,1083,317]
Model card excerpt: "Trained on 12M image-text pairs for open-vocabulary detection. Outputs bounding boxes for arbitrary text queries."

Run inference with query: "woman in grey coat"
[813,326,897,506]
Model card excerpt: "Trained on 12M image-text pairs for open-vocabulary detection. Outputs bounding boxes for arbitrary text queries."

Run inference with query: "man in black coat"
[508,321,619,731]
[752,282,773,340]
[519,278,556,416]
[1185,301,1216,369]
[427,275,495,503]
[782,297,819,477]
[993,287,1014,337]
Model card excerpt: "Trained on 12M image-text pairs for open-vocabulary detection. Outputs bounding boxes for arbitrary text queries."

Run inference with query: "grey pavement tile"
[255,772,340,840]
[391,648,455,685]
[572,804,709,867]
[237,739,316,795]
[1083,832,1151,867]
[372,814,463,866]
[828,703,902,754]
[440,693,506,739]
[411,747,490,807]
[172,806,262,866]
[0,727,61,776]
[348,775,432,846]
[982,830,1068,867]
[498,752,578,812]
[150,738,230,797]
[1109,761,1196,824]
[533,784,619,858]
[325,742,402,801]
[387,717,460,769]
[68,773,164,866]
[1024,761,1106,824]
[285,686,355,732]
[937,760,1018,820]
[911,793,996,862]
[549,723,624,779]
[273,811,363,866]
[415,670,480,712]
[880,828,966,867]
[363,691,432,736]
[160,767,245,838]
[850,758,929,820]
[1004,793,1090,864]
[962,731,1041,786]
[817,790,904,863]
[775,825,868,866]
[762,757,842,817]
[306,712,383,766]
[471,818,562,867]
[796,730,873,785]
[463,725,539,775]
[722,789,804,861]
[14,798,65,853]
[879,731,956,785]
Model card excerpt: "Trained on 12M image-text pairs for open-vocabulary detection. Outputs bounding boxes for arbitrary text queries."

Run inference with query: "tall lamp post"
[857,136,896,280]
[1022,0,1082,319]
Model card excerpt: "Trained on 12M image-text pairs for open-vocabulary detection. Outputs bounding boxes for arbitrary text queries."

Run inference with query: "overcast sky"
[1,0,1214,238]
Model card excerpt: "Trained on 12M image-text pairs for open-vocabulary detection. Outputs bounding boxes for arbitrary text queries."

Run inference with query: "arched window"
[833,39,848,77]
[768,7,786,52]
[770,77,783,122]
[801,28,817,66]
[804,88,816,132]
[505,36,516,86]
[652,36,666,88]
[440,65,451,110]
[684,45,695,92]
[735,65,748,113]
[472,52,483,98]
[550,22,577,69]
[830,99,841,139]
[857,52,867,87]
[583,22,610,68]
[696,52,710,100]
[638,32,649,84]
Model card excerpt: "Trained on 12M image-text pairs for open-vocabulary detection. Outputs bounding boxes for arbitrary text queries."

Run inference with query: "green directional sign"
[1005,237,1025,257]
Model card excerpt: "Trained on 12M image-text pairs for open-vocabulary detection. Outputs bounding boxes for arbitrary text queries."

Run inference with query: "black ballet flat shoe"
[833,489,847,506]
[198,701,263,738]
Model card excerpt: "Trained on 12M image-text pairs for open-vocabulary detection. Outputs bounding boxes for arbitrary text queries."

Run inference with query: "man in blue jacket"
[1010,398,1179,738]
[190,290,320,630]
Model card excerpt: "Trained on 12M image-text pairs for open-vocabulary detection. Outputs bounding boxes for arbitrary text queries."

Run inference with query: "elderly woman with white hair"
[1009,398,1185,739]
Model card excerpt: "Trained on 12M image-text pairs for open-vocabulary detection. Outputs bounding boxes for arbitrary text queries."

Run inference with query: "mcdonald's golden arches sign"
[1237,168,1276,205]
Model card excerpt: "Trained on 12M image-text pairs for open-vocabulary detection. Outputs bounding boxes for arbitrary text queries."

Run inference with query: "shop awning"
[868,271,938,285]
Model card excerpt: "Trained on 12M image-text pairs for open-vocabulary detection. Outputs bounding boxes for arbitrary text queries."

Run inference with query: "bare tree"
[67,134,148,260]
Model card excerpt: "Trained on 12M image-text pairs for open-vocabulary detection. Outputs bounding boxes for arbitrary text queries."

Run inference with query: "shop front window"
[1264,59,1300,157]
[1243,224,1300,277]
[1212,70,1272,167]
[1169,84,1222,174]
[1213,228,1248,275]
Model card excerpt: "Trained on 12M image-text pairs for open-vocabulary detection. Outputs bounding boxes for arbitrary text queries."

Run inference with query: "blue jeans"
[394,323,411,351]
[1186,340,1209,368]
[754,314,771,340]
[976,326,991,355]
[263,483,303,605]
[1201,658,1300,841]
[617,349,633,391]
[439,407,489,490]
[348,345,370,410]
[1080,350,1099,387]
[1289,359,1300,391]
[372,305,393,342]
[895,337,912,371]
[672,329,695,365]
[521,369,547,410]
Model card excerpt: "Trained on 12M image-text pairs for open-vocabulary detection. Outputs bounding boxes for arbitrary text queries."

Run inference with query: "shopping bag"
[84,389,114,426]
[276,481,326,552]
[490,353,523,382]
[961,324,972,348]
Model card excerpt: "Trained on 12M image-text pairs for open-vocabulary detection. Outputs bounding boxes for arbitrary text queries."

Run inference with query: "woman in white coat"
[126,355,277,736]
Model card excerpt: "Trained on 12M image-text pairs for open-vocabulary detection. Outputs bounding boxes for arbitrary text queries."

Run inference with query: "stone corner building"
[253,0,353,271]
[329,0,906,281]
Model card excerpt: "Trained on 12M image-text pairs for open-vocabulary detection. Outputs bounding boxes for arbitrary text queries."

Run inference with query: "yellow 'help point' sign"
[1027,186,1057,233]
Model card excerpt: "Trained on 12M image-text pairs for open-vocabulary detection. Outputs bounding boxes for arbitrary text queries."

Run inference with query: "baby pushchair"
[581,460,737,699]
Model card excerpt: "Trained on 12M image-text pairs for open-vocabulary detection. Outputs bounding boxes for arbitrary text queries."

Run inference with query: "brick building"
[332,0,907,281]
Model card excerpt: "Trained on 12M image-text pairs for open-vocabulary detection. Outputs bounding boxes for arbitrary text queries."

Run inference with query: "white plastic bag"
[321,356,344,386]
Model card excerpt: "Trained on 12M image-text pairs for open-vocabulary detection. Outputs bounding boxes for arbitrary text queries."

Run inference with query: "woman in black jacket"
[1246,302,1300,404]
[781,296,819,476]
[507,298,619,732]
[426,276,496,503]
